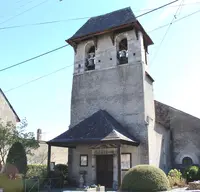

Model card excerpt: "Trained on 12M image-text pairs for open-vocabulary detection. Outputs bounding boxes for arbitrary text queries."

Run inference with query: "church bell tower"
[66,7,155,166]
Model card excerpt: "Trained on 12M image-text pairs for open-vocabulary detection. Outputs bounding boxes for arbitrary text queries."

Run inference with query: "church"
[47,7,200,190]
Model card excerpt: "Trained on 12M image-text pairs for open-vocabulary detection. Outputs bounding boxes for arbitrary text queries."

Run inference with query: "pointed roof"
[47,110,139,147]
[66,7,153,46]
[0,88,20,122]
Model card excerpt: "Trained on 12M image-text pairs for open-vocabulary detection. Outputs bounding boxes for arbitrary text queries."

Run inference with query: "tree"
[6,142,27,174]
[0,119,39,164]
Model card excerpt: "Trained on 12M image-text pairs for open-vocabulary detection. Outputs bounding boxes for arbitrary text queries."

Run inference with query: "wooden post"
[117,143,121,189]
[47,144,51,173]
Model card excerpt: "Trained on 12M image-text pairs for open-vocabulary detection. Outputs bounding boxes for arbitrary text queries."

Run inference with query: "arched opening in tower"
[117,38,128,65]
[85,45,95,71]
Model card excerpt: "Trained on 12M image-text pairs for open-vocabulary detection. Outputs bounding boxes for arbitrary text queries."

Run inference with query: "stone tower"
[66,7,155,171]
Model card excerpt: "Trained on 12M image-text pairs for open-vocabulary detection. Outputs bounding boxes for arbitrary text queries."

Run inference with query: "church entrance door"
[96,155,113,188]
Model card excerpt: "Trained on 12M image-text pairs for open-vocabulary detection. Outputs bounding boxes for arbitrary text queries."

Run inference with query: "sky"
[0,0,200,140]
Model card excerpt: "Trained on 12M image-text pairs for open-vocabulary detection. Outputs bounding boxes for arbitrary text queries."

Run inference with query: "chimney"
[37,128,42,141]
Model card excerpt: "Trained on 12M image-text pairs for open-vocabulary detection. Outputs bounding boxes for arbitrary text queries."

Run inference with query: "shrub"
[25,165,47,191]
[183,166,199,182]
[54,164,68,179]
[6,142,27,175]
[168,169,186,188]
[120,165,170,192]
[26,164,47,179]
[0,173,23,192]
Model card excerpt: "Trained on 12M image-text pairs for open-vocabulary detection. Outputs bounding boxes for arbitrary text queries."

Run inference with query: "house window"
[85,45,95,71]
[182,157,193,167]
[80,155,88,167]
[117,38,128,65]
[121,153,131,170]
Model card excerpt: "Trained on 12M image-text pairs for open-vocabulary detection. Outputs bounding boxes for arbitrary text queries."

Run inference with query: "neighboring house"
[47,7,200,190]
[0,88,20,124]
[27,129,68,166]
[0,88,68,166]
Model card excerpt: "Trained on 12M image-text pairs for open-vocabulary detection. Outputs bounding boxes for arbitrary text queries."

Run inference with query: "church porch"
[47,110,139,190]
[47,141,139,190]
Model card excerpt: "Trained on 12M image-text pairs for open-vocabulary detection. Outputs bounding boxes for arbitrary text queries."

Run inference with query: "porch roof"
[47,110,139,147]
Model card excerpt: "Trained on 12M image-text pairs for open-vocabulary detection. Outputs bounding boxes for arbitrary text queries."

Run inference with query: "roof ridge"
[100,110,116,131]
[90,7,133,20]
[155,100,200,120]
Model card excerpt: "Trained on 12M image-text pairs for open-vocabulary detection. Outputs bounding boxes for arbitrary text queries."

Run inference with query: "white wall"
[121,145,140,179]
[73,29,146,74]
[71,144,139,186]
[0,91,17,125]
[149,123,171,172]
[71,145,93,185]
[27,142,68,165]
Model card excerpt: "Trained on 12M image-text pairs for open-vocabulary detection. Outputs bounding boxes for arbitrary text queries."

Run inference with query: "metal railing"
[24,177,64,192]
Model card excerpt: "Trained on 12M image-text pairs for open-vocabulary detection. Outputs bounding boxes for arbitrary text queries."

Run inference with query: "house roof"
[66,7,153,46]
[155,100,170,128]
[0,88,20,122]
[47,110,139,147]
[155,100,200,128]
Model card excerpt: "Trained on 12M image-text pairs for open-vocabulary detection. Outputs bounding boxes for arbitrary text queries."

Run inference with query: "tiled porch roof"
[47,110,139,147]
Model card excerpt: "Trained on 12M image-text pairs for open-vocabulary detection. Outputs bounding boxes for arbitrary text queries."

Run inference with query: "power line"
[4,7,200,93]
[0,45,69,72]
[3,5,199,32]
[0,0,49,25]
[19,0,36,9]
[150,0,184,65]
[0,0,181,31]
[0,0,178,73]
[133,1,200,12]
[149,8,200,33]
[136,0,178,18]
[0,16,91,30]
[5,64,73,93]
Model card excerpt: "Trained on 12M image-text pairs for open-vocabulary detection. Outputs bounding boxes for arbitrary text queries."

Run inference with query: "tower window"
[182,157,193,167]
[85,45,95,71]
[117,38,128,65]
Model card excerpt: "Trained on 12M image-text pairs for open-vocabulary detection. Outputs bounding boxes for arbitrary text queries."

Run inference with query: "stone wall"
[170,108,200,168]
[155,100,200,170]
[70,30,152,166]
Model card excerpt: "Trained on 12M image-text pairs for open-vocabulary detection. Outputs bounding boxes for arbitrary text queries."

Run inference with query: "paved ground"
[62,189,200,192]
[168,188,200,192]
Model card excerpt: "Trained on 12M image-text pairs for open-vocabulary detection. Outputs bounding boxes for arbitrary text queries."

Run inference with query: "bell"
[87,58,95,67]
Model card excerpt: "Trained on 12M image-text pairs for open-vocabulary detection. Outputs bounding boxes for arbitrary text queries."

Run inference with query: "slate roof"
[66,7,153,46]
[47,110,139,147]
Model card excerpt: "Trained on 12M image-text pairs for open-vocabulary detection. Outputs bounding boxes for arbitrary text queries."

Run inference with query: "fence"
[24,177,64,192]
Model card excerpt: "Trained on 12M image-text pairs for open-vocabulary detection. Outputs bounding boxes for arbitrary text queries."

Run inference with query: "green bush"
[120,165,170,192]
[183,166,199,182]
[0,173,23,192]
[54,164,68,179]
[6,142,27,174]
[168,169,186,188]
[26,164,47,179]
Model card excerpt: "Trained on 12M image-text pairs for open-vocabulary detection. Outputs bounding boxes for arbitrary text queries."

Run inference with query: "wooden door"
[96,155,113,188]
